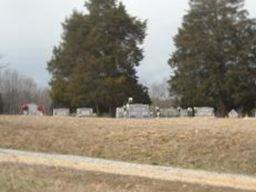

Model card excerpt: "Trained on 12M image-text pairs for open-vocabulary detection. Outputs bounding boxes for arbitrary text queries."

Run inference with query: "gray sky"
[0,0,255,87]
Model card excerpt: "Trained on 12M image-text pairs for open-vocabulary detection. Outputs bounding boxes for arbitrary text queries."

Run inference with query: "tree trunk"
[95,102,100,116]
[216,102,228,117]
[109,106,115,117]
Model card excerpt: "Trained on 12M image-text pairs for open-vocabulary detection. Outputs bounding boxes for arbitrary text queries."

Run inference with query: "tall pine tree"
[48,0,151,115]
[169,0,256,116]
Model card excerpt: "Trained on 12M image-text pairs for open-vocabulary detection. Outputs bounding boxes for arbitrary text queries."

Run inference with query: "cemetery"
[18,95,255,119]
[1,0,256,191]
[48,104,254,119]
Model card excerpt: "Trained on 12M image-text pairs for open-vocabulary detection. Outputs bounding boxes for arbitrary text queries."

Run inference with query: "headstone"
[229,109,239,118]
[22,103,43,116]
[116,107,125,118]
[160,108,180,118]
[179,108,188,117]
[76,108,93,117]
[53,108,70,116]
[194,107,215,117]
[127,104,150,119]
[187,107,194,117]
[251,109,256,117]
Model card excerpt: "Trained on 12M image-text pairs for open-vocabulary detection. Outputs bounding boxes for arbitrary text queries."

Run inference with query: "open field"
[0,163,247,192]
[0,116,256,175]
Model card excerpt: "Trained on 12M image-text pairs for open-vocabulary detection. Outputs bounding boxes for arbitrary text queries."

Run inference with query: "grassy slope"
[0,163,245,192]
[0,116,256,175]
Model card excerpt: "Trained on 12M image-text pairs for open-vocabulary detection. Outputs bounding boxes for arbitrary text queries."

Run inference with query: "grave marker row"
[53,108,94,117]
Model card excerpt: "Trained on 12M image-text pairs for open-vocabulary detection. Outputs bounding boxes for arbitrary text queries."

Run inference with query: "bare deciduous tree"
[0,69,51,114]
[149,78,175,108]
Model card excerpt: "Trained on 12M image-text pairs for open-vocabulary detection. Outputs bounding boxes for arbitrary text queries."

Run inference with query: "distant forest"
[0,68,51,114]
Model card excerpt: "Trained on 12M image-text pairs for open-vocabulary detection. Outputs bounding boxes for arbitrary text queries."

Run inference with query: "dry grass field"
[0,163,246,192]
[0,116,256,175]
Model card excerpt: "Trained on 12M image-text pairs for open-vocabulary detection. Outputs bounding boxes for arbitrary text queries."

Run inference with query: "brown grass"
[0,116,256,175]
[0,163,246,192]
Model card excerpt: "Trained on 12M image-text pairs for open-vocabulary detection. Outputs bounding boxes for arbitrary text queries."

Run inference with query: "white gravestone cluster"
[53,108,70,116]
[194,107,215,117]
[116,104,150,119]
[128,104,151,119]
[76,108,93,117]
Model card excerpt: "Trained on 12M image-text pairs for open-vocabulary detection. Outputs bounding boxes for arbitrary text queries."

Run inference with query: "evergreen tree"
[48,0,151,115]
[169,0,256,116]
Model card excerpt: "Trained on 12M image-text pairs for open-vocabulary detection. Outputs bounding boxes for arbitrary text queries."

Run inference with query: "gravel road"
[0,148,256,191]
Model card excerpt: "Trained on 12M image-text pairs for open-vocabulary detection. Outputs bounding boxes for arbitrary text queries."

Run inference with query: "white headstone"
[128,104,150,119]
[53,108,70,116]
[116,107,125,118]
[194,107,215,117]
[229,109,239,118]
[76,108,93,117]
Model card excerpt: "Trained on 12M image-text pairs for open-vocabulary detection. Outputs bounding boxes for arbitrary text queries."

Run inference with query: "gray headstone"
[53,108,70,116]
[116,107,125,118]
[127,104,150,119]
[194,107,215,117]
[76,108,93,117]
[179,109,188,117]
[160,108,180,118]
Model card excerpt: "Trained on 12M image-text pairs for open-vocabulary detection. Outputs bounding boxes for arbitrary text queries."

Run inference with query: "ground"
[0,163,246,192]
[0,116,256,175]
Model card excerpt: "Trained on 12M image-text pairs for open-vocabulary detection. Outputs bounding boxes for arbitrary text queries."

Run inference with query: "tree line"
[0,69,51,114]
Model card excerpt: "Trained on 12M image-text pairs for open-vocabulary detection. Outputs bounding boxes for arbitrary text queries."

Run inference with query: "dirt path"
[0,148,256,191]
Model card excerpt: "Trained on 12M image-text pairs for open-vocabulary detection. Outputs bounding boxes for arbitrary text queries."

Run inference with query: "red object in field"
[20,103,45,115]
[37,105,45,114]
[21,103,29,112]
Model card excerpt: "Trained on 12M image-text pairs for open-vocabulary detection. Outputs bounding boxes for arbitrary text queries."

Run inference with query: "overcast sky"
[0,0,255,87]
